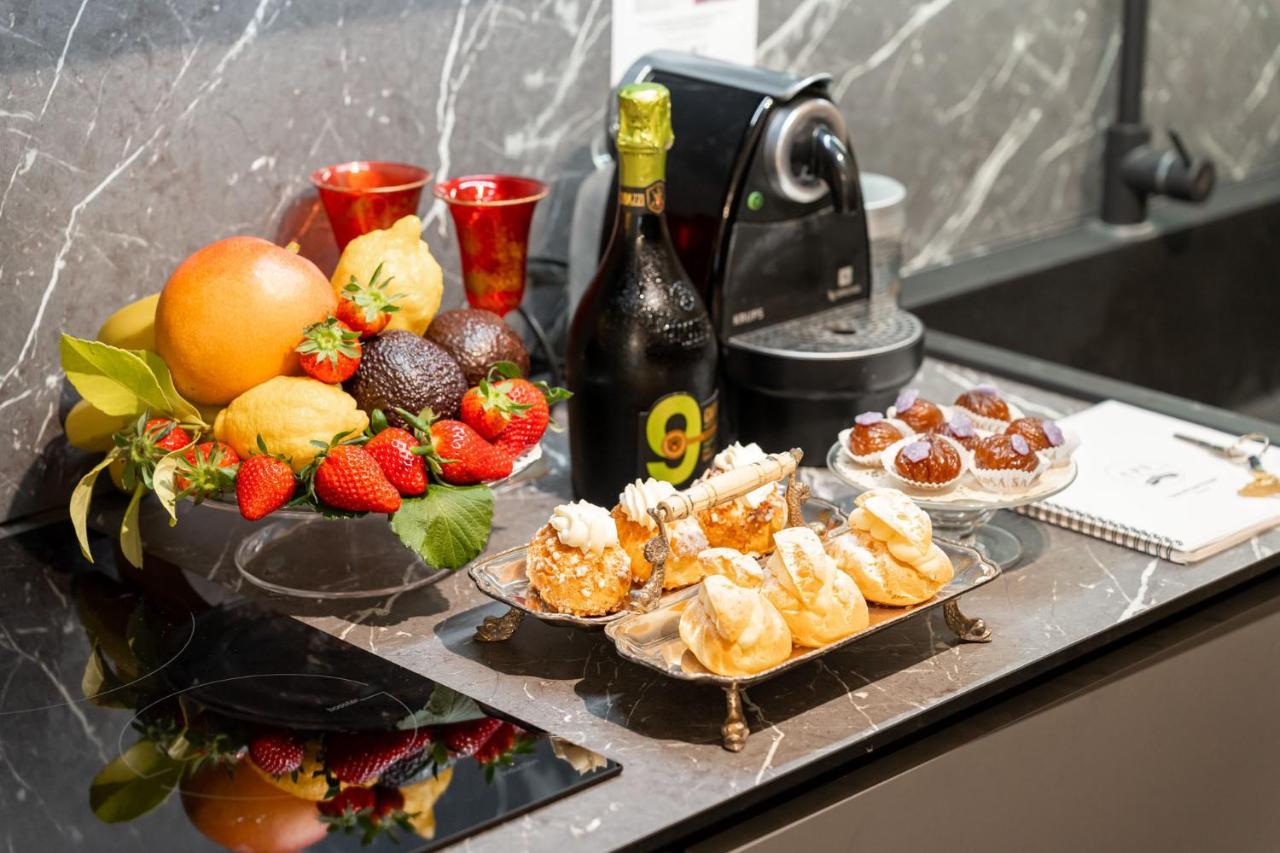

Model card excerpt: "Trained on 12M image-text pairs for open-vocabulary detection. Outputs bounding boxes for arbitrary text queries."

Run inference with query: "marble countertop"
[114,357,1280,851]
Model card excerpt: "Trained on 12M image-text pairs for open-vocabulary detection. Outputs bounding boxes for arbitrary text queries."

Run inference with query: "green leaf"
[119,484,145,569]
[397,684,485,729]
[151,451,185,525]
[90,740,183,823]
[138,350,204,426]
[60,335,169,417]
[71,453,118,563]
[389,485,493,570]
[81,644,135,709]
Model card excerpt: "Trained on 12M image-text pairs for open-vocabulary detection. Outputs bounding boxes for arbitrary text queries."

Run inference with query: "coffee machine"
[599,52,924,460]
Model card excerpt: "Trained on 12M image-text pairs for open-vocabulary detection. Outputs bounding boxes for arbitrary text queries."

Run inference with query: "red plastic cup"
[311,161,431,251]
[433,174,548,317]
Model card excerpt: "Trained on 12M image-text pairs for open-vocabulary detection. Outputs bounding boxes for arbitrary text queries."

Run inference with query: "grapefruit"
[155,237,336,405]
[180,762,326,853]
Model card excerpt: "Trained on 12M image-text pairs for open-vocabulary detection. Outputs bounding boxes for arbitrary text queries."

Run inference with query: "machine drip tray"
[732,302,923,357]
[722,305,925,460]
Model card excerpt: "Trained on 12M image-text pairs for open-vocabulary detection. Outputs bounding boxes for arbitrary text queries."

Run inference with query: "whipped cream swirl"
[620,478,679,529]
[550,501,618,555]
[712,441,774,508]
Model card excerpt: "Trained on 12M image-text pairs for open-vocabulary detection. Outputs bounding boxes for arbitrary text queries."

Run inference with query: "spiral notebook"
[1016,401,1280,563]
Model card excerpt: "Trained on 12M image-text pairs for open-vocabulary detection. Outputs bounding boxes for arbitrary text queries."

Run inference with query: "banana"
[96,293,159,351]
[64,399,131,452]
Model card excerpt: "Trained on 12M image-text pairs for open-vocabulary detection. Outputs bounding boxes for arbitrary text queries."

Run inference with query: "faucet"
[1100,0,1216,225]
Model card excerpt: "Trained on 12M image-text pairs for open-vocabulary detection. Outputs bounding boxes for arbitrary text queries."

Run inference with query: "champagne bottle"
[567,83,719,505]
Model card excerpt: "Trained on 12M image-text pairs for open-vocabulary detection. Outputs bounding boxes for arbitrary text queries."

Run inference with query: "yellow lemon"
[64,399,132,452]
[331,215,443,335]
[96,293,159,351]
[214,376,368,472]
[401,766,453,839]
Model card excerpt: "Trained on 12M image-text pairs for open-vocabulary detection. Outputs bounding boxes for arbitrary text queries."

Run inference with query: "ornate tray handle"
[633,449,804,610]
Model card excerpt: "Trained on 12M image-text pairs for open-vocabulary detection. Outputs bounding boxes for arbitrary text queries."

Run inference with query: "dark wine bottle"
[567,83,719,505]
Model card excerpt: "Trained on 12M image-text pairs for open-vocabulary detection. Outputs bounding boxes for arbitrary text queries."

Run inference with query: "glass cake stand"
[826,438,1077,569]
[202,444,544,599]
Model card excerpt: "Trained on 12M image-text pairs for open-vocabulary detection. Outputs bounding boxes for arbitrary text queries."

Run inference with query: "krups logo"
[731,306,765,326]
[828,265,859,302]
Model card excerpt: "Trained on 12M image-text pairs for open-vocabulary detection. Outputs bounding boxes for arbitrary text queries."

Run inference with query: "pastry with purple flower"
[888,434,964,489]
[932,411,980,451]
[953,383,1014,425]
[889,389,945,433]
[848,411,908,459]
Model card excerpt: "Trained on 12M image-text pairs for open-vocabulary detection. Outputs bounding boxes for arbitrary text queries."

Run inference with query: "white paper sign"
[611,0,759,83]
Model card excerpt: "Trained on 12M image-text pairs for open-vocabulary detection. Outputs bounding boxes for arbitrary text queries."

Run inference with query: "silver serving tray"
[467,497,848,635]
[604,537,996,688]
[602,536,999,751]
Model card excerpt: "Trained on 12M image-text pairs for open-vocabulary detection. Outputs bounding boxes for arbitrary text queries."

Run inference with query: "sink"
[905,179,1280,437]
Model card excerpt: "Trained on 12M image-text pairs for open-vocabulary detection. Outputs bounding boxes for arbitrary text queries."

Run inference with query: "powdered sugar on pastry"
[697,547,765,588]
[678,575,792,676]
[762,527,869,647]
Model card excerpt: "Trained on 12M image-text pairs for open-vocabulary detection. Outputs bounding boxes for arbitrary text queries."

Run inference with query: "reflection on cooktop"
[0,526,618,852]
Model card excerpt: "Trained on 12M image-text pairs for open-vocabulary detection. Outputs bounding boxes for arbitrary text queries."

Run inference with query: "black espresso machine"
[601,51,924,460]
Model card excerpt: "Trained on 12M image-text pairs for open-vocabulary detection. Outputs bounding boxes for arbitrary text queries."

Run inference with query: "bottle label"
[619,180,666,214]
[638,390,718,488]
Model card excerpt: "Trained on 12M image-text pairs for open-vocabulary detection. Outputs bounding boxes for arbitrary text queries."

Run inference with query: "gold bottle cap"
[617,83,674,151]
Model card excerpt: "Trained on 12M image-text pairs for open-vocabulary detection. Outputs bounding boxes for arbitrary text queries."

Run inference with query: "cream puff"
[761,527,869,647]
[526,501,632,617]
[827,488,954,606]
[696,442,788,555]
[678,575,793,677]
[696,547,765,588]
[611,478,710,589]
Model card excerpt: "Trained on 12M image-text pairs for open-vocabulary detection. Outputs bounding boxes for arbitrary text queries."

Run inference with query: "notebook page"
[1049,401,1280,552]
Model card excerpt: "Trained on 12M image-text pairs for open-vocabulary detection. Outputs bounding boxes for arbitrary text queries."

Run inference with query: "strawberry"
[484,367,571,457]
[145,418,192,454]
[318,786,375,819]
[394,407,513,485]
[441,717,503,757]
[318,785,412,845]
[296,316,361,384]
[472,721,534,779]
[112,414,194,491]
[335,262,402,339]
[364,427,427,496]
[313,445,401,514]
[427,419,513,485]
[174,441,240,501]
[248,729,304,776]
[323,728,433,784]
[371,786,405,819]
[235,443,296,520]
[459,381,531,441]
[492,379,549,455]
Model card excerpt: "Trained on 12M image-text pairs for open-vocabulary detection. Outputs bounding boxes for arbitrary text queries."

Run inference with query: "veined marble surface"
[3,0,1280,521]
[103,358,1280,851]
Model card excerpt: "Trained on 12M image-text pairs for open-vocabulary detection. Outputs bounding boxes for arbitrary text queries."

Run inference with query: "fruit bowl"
[204,443,544,599]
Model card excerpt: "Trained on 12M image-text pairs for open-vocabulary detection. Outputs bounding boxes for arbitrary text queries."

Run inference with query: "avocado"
[346,330,467,426]
[425,309,530,385]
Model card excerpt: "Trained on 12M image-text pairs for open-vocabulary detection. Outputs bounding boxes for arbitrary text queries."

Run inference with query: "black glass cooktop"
[0,524,618,851]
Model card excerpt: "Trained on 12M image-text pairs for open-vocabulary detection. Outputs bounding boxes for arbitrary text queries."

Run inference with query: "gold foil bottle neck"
[617,83,674,152]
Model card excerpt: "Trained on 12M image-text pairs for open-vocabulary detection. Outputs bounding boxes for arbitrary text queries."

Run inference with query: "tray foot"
[475,607,524,642]
[944,599,991,643]
[722,686,749,752]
